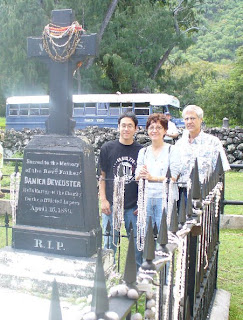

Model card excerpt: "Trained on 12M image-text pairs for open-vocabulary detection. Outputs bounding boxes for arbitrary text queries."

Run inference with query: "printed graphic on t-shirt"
[113,156,136,184]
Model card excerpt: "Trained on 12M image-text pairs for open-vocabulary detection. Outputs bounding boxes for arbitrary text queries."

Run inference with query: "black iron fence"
[221,164,243,214]
[0,159,242,319]
[88,161,225,319]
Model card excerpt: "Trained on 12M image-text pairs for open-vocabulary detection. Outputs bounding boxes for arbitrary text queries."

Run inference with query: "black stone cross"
[27,9,97,135]
[12,9,102,258]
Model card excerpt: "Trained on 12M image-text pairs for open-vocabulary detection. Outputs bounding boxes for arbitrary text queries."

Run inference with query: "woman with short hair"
[135,113,180,231]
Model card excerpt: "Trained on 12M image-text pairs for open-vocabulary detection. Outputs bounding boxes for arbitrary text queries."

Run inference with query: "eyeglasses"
[184,117,198,122]
[120,123,135,129]
[148,126,163,131]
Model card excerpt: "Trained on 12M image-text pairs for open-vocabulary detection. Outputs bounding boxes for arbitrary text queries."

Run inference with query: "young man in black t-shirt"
[99,112,143,267]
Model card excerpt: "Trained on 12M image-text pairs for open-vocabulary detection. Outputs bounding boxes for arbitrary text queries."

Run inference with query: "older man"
[175,105,230,190]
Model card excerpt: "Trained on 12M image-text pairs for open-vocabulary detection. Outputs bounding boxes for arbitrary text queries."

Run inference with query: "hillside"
[183,0,243,63]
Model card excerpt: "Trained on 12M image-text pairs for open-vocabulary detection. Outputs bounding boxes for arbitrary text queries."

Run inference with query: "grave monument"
[0,9,114,303]
[12,9,102,257]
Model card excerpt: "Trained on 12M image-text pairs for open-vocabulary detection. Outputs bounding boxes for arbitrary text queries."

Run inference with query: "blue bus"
[6,93,184,130]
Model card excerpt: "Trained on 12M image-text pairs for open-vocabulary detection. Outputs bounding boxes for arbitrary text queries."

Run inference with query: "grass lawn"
[0,117,5,128]
[218,229,243,320]
[0,216,12,246]
[1,159,22,199]
[224,171,243,215]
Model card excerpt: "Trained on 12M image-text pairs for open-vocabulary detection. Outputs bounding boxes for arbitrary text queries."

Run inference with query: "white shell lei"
[166,179,174,226]
[10,172,20,225]
[162,178,168,213]
[112,174,125,247]
[173,231,188,320]
[137,178,148,251]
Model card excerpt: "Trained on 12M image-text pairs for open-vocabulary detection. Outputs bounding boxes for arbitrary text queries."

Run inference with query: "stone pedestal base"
[0,247,114,299]
[12,224,102,257]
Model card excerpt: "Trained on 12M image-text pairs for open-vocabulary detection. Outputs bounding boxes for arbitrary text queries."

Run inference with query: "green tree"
[162,60,231,107]
[196,47,243,126]
[79,0,206,93]
[183,0,243,63]
[0,0,50,114]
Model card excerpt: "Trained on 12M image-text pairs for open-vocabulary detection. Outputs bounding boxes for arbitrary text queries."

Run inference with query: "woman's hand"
[138,165,150,179]
[138,165,166,182]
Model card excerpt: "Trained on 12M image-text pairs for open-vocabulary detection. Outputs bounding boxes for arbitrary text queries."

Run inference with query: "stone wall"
[204,127,243,164]
[1,126,243,165]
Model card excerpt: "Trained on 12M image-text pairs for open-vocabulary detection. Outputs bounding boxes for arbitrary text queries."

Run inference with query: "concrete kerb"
[0,272,232,320]
[220,214,243,229]
[0,199,12,216]
[208,289,231,320]
[0,287,84,320]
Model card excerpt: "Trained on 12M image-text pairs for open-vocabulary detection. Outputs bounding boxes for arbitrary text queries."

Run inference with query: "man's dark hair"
[118,111,138,127]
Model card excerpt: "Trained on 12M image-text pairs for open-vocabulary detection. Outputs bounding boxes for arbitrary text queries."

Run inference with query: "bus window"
[74,103,85,109]
[121,106,133,113]
[19,108,29,116]
[83,103,96,115]
[168,107,181,118]
[73,102,85,116]
[109,103,121,115]
[85,108,96,115]
[97,102,109,115]
[30,104,45,115]
[98,102,109,109]
[110,103,121,108]
[9,104,19,116]
[122,107,132,113]
[110,108,120,116]
[151,106,167,114]
[97,109,108,116]
[121,103,133,114]
[134,108,150,116]
[73,108,84,116]
[40,108,49,115]
[30,109,39,115]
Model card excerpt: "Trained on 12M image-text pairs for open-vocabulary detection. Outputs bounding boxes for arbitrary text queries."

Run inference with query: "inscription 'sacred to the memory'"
[18,152,82,228]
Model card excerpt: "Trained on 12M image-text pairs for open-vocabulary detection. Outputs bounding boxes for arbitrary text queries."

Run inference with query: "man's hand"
[133,208,138,215]
[101,199,111,215]
[99,170,111,215]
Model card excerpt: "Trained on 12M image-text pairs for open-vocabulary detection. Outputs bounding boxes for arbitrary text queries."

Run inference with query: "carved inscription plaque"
[17,151,84,231]
[13,134,102,257]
